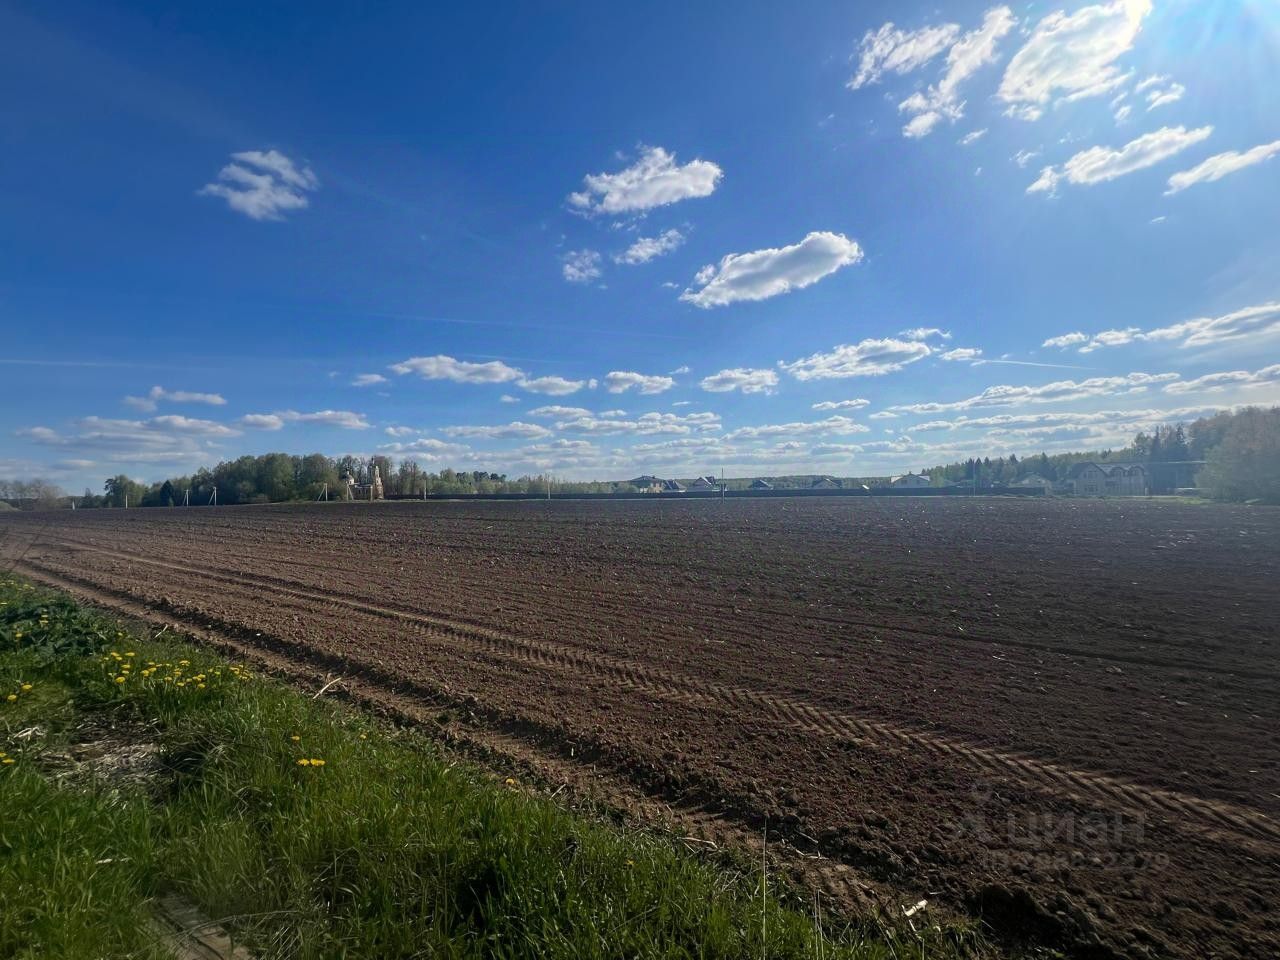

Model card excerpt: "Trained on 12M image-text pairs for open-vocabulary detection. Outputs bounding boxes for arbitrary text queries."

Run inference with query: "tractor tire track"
[27,540,1280,852]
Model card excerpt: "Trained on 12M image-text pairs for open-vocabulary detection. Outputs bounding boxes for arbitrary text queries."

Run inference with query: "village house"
[888,473,931,489]
[1064,462,1149,496]
[628,475,684,493]
[810,476,842,489]
[687,475,719,491]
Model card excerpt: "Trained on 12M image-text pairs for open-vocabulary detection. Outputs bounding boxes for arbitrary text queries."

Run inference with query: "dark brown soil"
[4,497,1278,959]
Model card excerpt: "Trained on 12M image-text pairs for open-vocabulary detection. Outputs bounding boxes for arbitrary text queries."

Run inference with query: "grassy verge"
[0,575,983,959]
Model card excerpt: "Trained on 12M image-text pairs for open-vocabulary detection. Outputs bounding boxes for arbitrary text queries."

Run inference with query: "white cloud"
[390,355,523,384]
[602,371,676,394]
[998,0,1152,120]
[15,427,60,445]
[899,327,951,341]
[1114,103,1133,123]
[19,415,242,463]
[959,129,988,146]
[725,416,871,441]
[680,231,863,308]
[556,411,719,436]
[199,149,318,221]
[378,437,471,457]
[384,426,416,437]
[352,374,388,387]
[1145,81,1185,111]
[897,6,1017,138]
[1166,140,1280,194]
[811,398,870,411]
[526,405,593,419]
[390,354,583,396]
[123,385,227,412]
[780,337,933,380]
[699,368,780,394]
[669,365,691,375]
[1042,332,1090,348]
[1134,74,1166,93]
[868,410,899,419]
[562,249,603,283]
[241,414,284,430]
[21,417,240,450]
[1012,148,1041,168]
[889,371,1179,413]
[1163,364,1280,396]
[940,347,983,361]
[516,375,588,396]
[441,421,553,440]
[902,112,943,139]
[141,415,236,437]
[500,394,520,404]
[907,405,1229,433]
[1028,125,1213,195]
[1043,301,1280,353]
[1055,67,1134,106]
[614,229,685,265]
[277,410,371,429]
[568,146,722,216]
[848,20,961,89]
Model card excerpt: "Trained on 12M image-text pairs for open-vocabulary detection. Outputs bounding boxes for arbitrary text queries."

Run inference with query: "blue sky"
[3,0,1279,487]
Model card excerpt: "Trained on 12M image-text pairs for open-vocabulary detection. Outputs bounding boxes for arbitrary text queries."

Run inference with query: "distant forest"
[3,405,1277,510]
[921,407,1275,493]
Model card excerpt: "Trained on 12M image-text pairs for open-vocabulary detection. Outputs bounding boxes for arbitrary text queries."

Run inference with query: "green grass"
[0,576,984,959]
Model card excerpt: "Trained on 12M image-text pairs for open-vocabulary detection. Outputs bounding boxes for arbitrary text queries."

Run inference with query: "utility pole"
[209,486,217,507]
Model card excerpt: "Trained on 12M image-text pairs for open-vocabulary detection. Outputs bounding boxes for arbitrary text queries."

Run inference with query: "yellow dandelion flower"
[2,758,14,765]
[5,694,16,702]
[359,734,367,740]
[20,684,32,692]
[297,758,310,766]
[196,683,206,690]
[290,735,301,742]
[114,676,126,684]
[13,632,21,639]
[125,652,136,658]
[504,777,516,786]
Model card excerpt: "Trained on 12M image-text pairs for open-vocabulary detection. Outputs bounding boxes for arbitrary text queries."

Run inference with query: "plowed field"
[4,498,1277,959]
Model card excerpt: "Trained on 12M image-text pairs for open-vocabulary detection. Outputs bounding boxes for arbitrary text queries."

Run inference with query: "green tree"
[103,475,146,508]
[1198,407,1280,503]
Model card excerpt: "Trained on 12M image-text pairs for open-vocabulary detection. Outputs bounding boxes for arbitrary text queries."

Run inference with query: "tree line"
[71,455,601,509]
[3,405,1277,510]
[920,406,1279,502]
